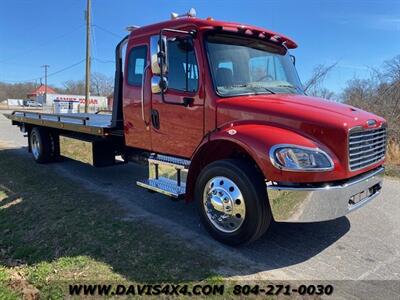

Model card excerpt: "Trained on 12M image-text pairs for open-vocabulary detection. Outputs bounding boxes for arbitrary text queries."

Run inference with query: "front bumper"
[267,167,384,222]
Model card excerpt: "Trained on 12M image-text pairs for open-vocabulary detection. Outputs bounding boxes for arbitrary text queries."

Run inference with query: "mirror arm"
[160,28,196,36]
[290,54,296,66]
[158,31,165,95]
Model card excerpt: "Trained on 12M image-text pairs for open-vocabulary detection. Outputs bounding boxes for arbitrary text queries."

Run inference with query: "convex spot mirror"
[151,76,168,94]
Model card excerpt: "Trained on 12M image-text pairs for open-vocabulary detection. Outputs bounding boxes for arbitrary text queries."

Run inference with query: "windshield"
[206,33,304,97]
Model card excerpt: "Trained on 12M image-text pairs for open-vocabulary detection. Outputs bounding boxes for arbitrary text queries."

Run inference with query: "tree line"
[0,72,114,101]
[306,55,400,145]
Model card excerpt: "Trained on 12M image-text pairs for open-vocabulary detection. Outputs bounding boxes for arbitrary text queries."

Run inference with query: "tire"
[195,159,271,246]
[29,127,57,163]
[49,132,62,162]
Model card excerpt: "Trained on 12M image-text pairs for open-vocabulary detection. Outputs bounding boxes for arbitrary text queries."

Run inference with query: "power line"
[93,57,115,64]
[1,59,85,83]
[0,61,43,68]
[92,24,124,39]
[0,24,85,64]
[47,59,85,77]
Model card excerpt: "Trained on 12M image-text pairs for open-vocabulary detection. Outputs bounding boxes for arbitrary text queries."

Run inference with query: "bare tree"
[383,55,400,82]
[343,55,400,143]
[303,62,337,100]
[0,82,60,100]
[62,80,86,95]
[60,73,113,96]
[304,62,337,92]
[91,72,113,96]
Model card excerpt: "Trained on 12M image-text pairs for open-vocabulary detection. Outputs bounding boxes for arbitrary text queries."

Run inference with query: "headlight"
[270,145,334,171]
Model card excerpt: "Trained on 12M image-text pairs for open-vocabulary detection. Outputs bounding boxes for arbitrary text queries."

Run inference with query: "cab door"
[123,39,152,150]
[150,35,204,158]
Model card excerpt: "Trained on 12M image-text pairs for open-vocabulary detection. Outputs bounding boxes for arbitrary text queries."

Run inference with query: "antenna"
[171,8,196,20]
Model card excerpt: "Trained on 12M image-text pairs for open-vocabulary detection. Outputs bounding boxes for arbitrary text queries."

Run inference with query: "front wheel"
[195,159,271,246]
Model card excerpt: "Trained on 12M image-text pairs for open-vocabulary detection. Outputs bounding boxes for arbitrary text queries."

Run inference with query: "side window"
[127,46,147,86]
[167,38,198,92]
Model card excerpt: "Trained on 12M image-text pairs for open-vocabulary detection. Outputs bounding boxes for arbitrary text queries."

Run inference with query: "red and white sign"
[37,93,108,108]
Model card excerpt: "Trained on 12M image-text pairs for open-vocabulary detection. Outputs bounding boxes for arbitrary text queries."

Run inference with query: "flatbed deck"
[5,111,121,136]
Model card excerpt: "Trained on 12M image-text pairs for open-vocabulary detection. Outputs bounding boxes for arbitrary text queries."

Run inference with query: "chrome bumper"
[267,167,384,222]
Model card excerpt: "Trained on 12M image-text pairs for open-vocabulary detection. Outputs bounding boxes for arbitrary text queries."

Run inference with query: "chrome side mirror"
[150,35,168,75]
[151,75,168,94]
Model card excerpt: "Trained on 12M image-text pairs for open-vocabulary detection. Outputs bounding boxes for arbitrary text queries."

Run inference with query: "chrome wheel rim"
[31,132,40,160]
[203,176,246,233]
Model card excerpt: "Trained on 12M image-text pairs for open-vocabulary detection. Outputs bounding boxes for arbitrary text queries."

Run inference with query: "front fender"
[206,123,342,183]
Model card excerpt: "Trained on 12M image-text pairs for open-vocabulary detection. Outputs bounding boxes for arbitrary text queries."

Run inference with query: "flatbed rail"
[4,111,119,136]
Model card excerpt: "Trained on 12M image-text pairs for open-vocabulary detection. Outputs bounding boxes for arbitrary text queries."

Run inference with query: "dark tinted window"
[127,46,147,86]
[167,39,198,92]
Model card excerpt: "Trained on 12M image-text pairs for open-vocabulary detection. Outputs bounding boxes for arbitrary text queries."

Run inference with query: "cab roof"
[130,17,298,49]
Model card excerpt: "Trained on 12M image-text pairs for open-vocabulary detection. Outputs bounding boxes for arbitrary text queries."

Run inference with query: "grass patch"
[0,267,20,300]
[0,147,232,298]
[386,141,400,179]
[385,163,400,179]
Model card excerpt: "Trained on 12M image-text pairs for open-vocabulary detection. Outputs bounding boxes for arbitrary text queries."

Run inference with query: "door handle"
[183,97,194,107]
[151,109,160,129]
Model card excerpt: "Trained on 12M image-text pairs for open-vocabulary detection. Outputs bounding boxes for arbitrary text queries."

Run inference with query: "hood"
[216,94,386,158]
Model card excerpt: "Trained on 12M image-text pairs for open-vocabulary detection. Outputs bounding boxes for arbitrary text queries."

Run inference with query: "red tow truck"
[6,10,386,245]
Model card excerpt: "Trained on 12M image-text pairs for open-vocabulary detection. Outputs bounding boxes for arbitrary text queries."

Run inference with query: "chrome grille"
[349,126,387,171]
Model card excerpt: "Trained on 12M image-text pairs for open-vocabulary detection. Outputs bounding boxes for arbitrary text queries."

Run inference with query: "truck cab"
[7,10,387,245]
[127,14,385,244]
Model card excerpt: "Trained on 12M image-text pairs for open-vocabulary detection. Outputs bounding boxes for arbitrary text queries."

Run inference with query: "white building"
[36,93,108,112]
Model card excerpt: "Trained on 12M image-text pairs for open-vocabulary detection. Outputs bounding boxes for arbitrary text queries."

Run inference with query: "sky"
[0,0,399,94]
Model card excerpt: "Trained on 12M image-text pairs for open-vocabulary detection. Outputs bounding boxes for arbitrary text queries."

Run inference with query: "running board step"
[136,154,190,198]
[148,154,190,169]
[137,179,185,198]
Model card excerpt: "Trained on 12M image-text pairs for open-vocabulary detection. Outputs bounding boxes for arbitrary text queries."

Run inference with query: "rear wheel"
[30,127,59,163]
[196,159,271,246]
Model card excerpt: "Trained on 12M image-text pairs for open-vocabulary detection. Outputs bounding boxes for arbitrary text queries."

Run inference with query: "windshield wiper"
[251,85,276,94]
[231,83,276,95]
[275,84,296,88]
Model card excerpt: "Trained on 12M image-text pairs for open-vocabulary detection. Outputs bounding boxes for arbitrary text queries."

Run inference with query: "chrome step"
[136,178,185,198]
[148,154,191,169]
[136,154,190,198]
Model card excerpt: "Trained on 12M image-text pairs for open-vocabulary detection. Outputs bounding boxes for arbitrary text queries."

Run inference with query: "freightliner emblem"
[367,119,377,127]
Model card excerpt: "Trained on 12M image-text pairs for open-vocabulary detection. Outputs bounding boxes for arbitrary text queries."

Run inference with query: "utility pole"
[41,65,49,105]
[85,0,91,113]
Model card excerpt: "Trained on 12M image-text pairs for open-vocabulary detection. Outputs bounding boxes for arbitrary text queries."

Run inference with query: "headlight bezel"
[269,144,334,172]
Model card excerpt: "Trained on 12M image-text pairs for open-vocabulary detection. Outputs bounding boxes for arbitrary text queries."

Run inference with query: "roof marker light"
[270,35,281,42]
[171,8,197,20]
[126,25,140,32]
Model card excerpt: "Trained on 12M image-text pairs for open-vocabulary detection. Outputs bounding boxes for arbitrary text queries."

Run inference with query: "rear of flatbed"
[4,110,126,167]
